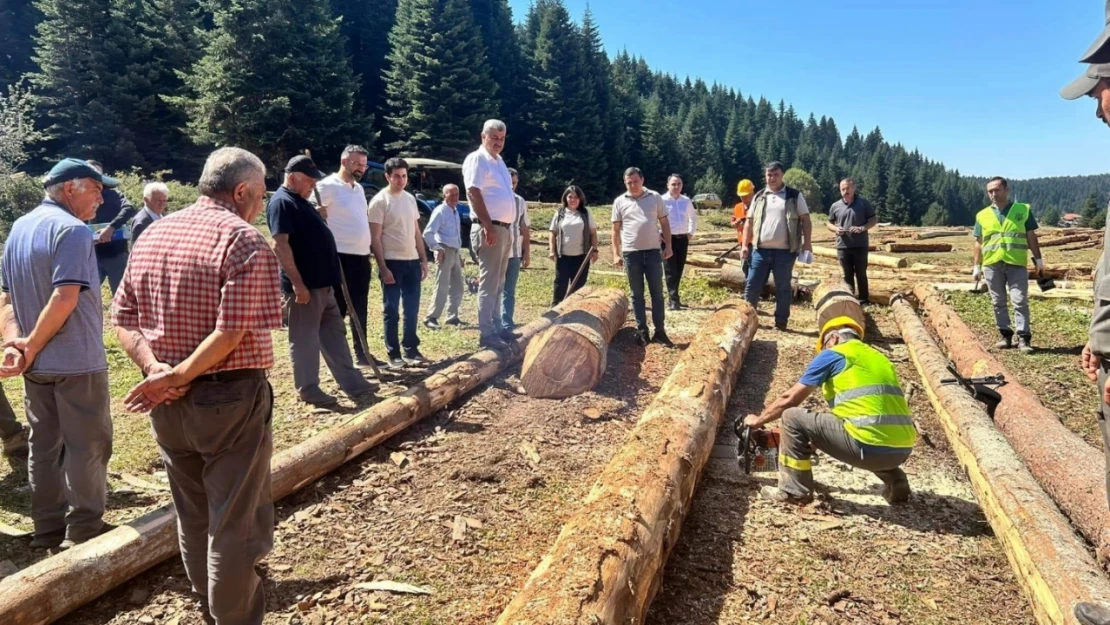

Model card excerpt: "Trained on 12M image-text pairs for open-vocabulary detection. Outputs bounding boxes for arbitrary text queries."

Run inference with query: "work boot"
[2,425,29,458]
[299,386,339,407]
[881,470,912,504]
[1076,602,1110,625]
[29,528,66,549]
[1017,335,1034,354]
[759,486,813,505]
[993,332,1013,349]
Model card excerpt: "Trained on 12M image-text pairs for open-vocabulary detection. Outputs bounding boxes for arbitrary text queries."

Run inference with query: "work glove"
[971,266,982,281]
[798,250,814,264]
[1033,258,1045,274]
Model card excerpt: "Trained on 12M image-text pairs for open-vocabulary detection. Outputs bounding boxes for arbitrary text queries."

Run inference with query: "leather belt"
[489,220,511,228]
[194,368,267,383]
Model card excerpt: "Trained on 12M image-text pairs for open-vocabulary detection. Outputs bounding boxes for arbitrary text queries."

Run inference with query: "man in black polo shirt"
[86,161,136,295]
[826,178,877,303]
[267,156,374,407]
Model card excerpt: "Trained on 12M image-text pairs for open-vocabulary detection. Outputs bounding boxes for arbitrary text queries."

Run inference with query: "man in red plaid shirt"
[112,147,282,625]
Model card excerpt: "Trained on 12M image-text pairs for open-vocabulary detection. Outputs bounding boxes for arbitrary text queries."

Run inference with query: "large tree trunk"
[520,289,629,399]
[494,301,759,625]
[882,242,953,253]
[0,288,609,625]
[913,230,969,240]
[892,297,1110,624]
[914,285,1110,562]
[813,279,866,333]
[1039,234,1091,248]
[812,245,907,268]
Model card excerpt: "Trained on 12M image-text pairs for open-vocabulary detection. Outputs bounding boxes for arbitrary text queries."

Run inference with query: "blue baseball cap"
[43,158,120,189]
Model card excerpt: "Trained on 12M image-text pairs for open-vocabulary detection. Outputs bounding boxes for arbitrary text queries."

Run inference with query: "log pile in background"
[913,230,969,240]
[520,289,628,399]
[494,300,759,625]
[0,288,609,625]
[914,285,1110,562]
[882,243,953,253]
[1039,234,1092,248]
[892,297,1110,624]
[813,245,907,268]
[813,280,866,332]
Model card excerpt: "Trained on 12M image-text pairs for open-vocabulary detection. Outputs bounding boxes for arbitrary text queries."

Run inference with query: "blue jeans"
[382,259,422,356]
[500,257,522,330]
[745,248,797,325]
[623,249,665,332]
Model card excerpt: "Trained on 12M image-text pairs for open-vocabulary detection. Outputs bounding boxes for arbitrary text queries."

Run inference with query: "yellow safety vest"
[821,340,917,449]
[976,203,1030,267]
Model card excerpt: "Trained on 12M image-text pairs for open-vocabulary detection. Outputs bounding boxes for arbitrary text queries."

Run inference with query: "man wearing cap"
[732,179,755,243]
[267,155,374,407]
[114,147,283,625]
[0,158,115,549]
[86,160,137,295]
[662,174,697,310]
[464,119,518,349]
[1066,7,1110,623]
[827,178,877,303]
[742,316,916,505]
[973,177,1043,354]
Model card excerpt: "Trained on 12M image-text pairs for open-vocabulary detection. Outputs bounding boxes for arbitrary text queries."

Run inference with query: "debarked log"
[813,245,907,268]
[494,300,759,625]
[0,288,607,625]
[814,279,866,333]
[893,297,1110,625]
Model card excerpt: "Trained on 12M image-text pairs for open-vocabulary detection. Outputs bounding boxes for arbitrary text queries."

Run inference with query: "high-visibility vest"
[821,340,917,449]
[976,203,1030,267]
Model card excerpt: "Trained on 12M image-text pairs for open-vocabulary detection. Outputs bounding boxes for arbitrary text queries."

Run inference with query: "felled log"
[1039,234,1091,248]
[814,280,866,333]
[0,288,608,625]
[892,298,1110,625]
[882,242,953,253]
[685,253,742,269]
[914,285,1110,562]
[520,289,628,399]
[1057,241,1101,252]
[494,301,758,625]
[1033,262,1095,278]
[711,264,816,299]
[813,245,907,268]
[933,282,1093,302]
[913,230,968,240]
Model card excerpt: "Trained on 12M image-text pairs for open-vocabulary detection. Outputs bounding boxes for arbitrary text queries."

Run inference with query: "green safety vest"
[976,203,1030,267]
[821,340,917,449]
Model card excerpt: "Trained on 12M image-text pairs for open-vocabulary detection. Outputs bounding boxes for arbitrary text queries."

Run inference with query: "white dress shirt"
[316,173,372,255]
[663,193,697,236]
[462,146,516,223]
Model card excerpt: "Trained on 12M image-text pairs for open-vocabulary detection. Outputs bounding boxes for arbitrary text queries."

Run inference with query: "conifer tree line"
[11,0,1096,226]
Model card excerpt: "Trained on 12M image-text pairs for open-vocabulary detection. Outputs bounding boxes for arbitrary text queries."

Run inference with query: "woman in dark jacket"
[548,185,599,305]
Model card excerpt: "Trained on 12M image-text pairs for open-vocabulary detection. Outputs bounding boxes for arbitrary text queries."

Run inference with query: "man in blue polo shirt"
[267,156,374,407]
[0,158,115,549]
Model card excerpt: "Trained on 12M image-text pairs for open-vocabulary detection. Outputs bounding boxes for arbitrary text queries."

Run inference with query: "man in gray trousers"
[115,147,285,625]
[464,119,519,349]
[423,184,466,329]
[1,158,115,550]
[267,156,374,407]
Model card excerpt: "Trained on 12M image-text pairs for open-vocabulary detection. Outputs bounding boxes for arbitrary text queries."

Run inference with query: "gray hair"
[442,183,459,193]
[197,147,266,197]
[143,181,170,200]
[341,144,369,160]
[45,178,87,202]
[482,119,507,134]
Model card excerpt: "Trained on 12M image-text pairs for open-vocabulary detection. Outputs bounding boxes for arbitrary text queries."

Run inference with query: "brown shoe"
[882,473,912,505]
[2,425,29,458]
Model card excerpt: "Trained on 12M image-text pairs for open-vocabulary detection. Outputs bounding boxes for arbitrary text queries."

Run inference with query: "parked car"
[692,193,723,211]
[361,158,473,249]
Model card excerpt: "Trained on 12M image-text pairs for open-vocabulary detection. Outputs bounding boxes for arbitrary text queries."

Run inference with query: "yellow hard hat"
[816,316,865,353]
[736,179,755,196]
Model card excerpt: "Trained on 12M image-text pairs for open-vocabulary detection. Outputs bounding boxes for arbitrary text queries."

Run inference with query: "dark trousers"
[382,259,422,357]
[152,373,273,625]
[335,253,372,364]
[837,247,870,303]
[745,248,797,326]
[663,234,690,305]
[96,251,128,295]
[623,249,665,332]
[553,254,590,305]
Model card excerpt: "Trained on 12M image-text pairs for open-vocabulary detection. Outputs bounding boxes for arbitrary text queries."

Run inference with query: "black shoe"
[357,355,384,368]
[499,329,521,342]
[29,528,66,549]
[667,300,680,311]
[1076,602,1110,625]
[636,328,651,346]
[403,349,428,365]
[60,522,116,549]
[479,336,511,350]
[774,321,788,331]
[652,330,674,347]
[423,318,440,330]
[344,384,376,400]
[444,318,462,327]
[387,353,406,369]
[299,386,339,407]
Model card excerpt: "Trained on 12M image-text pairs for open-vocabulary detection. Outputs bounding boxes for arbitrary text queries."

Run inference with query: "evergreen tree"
[384,0,496,161]
[1081,192,1101,224]
[722,105,759,202]
[694,166,725,199]
[580,7,622,197]
[921,202,947,227]
[885,149,913,225]
[330,0,396,141]
[1040,204,1061,228]
[0,0,41,93]
[1090,207,1108,230]
[171,0,370,172]
[862,149,888,219]
[783,167,822,214]
[471,0,529,163]
[678,101,723,186]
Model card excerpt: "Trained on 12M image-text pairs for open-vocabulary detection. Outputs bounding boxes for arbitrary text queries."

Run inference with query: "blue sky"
[506,0,1110,180]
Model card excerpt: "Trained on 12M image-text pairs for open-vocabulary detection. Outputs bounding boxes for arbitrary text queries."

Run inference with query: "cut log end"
[520,327,608,399]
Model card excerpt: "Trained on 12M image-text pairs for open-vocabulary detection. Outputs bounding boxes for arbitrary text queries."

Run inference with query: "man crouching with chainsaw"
[742,316,917,505]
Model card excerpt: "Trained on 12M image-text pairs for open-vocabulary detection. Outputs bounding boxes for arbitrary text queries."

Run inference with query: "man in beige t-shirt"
[369,158,429,367]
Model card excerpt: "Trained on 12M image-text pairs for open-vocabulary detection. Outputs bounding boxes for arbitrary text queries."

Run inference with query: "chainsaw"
[734,420,780,474]
[939,363,1005,419]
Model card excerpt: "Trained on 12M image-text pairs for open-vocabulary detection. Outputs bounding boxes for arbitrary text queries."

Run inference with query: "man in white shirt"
[499,168,531,332]
[369,158,429,368]
[662,174,697,310]
[463,119,517,349]
[316,145,375,367]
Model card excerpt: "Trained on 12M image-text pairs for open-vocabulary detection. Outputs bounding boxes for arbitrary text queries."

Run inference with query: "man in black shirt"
[87,161,136,295]
[826,178,877,303]
[267,156,374,407]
